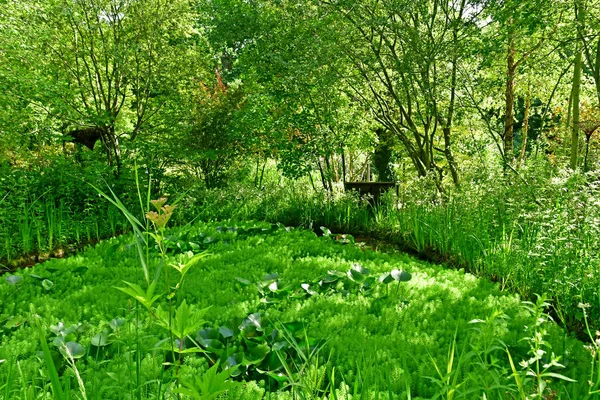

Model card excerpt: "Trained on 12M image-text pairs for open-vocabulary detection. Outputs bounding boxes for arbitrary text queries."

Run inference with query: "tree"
[0,0,201,173]
[174,71,247,189]
[482,0,560,165]
[581,0,600,107]
[316,0,480,188]
[200,0,374,190]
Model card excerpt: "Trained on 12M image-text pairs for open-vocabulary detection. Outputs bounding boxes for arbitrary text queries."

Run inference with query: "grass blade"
[33,310,65,400]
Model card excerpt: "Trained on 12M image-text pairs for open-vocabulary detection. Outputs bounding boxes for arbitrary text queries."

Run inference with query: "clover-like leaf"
[379,272,394,284]
[109,318,125,331]
[42,279,54,291]
[391,269,411,282]
[262,273,279,282]
[243,343,270,365]
[348,264,370,282]
[218,325,234,339]
[225,353,244,377]
[301,283,317,295]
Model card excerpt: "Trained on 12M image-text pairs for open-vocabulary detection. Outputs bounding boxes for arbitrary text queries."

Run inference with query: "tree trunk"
[518,89,531,168]
[348,152,354,181]
[259,158,267,188]
[341,146,347,183]
[254,156,260,187]
[443,127,460,186]
[443,41,460,187]
[595,37,600,105]
[565,84,574,152]
[112,130,122,176]
[504,27,516,164]
[324,154,334,190]
[317,158,329,191]
[308,169,317,191]
[571,0,585,170]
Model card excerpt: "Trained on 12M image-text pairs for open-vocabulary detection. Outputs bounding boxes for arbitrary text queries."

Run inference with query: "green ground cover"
[0,220,596,399]
[185,175,600,338]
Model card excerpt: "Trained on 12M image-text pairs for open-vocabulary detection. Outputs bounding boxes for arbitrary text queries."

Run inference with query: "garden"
[2,0,600,398]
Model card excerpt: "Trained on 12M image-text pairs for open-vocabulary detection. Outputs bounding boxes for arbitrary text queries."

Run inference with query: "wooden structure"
[343,181,398,205]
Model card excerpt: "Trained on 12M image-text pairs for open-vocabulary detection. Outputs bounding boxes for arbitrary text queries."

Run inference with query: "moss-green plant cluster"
[0,221,595,399]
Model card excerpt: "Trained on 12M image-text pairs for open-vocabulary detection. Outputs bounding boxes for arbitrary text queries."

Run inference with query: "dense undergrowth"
[5,156,600,345]
[0,158,132,266]
[3,156,600,398]
[0,220,597,399]
[179,167,600,339]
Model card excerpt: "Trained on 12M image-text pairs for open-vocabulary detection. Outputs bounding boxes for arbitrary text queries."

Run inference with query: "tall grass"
[0,195,130,267]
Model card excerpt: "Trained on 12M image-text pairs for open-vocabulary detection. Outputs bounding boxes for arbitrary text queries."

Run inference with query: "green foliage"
[34,312,65,400]
[192,169,600,340]
[170,73,248,189]
[0,220,594,398]
[115,281,162,312]
[0,156,134,265]
[176,362,242,399]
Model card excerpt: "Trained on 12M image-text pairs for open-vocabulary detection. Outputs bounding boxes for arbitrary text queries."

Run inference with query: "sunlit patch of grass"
[0,220,595,398]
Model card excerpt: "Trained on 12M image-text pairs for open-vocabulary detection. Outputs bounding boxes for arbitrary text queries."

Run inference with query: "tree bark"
[565,83,573,152]
[595,37,600,105]
[504,27,516,164]
[341,146,347,183]
[317,157,329,191]
[571,0,585,170]
[442,38,460,187]
[443,127,460,185]
[518,89,531,168]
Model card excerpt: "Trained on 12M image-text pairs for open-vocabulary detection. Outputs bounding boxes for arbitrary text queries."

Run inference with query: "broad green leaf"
[61,342,85,359]
[541,372,577,382]
[391,269,412,282]
[163,301,210,340]
[171,252,210,278]
[115,280,162,311]
[71,266,88,274]
[218,326,234,338]
[243,343,270,365]
[4,316,26,329]
[109,318,125,331]
[379,272,394,284]
[281,321,305,334]
[91,330,110,347]
[262,273,279,281]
